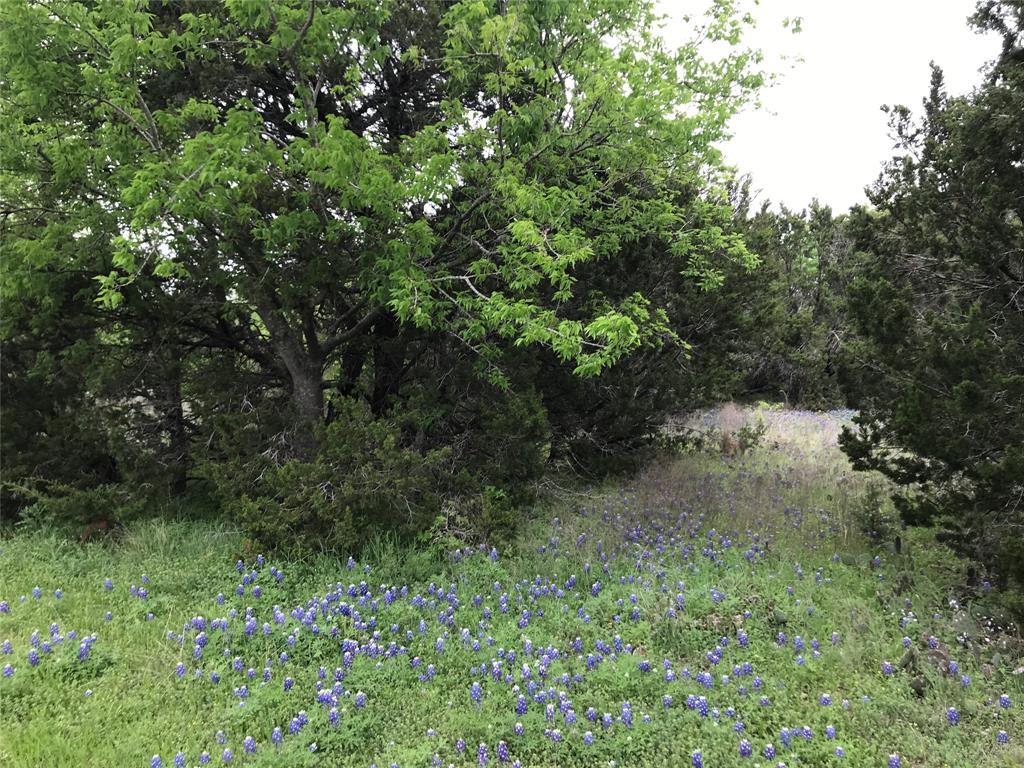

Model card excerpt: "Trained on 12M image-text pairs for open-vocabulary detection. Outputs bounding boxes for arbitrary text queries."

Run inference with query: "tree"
[1,0,763,544]
[840,0,1024,592]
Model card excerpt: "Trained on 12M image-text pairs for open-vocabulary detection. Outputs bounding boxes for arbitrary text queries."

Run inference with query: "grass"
[1,407,1021,768]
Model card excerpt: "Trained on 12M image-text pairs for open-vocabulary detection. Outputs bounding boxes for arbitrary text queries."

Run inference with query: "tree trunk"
[255,298,325,458]
[161,368,189,496]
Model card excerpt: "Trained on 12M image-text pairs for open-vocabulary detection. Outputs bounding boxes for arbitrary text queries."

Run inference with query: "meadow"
[1,408,1020,768]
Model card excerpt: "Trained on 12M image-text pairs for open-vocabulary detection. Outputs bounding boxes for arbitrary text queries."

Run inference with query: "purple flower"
[881,661,894,676]
[478,743,488,766]
[947,707,959,725]
[889,755,901,768]
[173,752,186,768]
[221,748,233,763]
[271,727,283,746]
[496,741,510,762]
[354,691,367,708]
[692,750,703,768]
[151,756,163,768]
[583,732,594,746]
[739,739,752,757]
[997,730,1009,744]
[999,694,1011,709]
[243,736,256,753]
[764,744,776,759]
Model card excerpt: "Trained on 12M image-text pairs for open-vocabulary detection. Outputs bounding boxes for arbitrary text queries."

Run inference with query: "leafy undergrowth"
[1,410,1021,768]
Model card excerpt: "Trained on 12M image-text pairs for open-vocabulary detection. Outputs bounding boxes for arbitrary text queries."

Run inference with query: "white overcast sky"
[659,1,1000,211]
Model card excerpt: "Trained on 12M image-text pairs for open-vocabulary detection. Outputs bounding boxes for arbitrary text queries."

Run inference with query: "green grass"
[1,408,1021,768]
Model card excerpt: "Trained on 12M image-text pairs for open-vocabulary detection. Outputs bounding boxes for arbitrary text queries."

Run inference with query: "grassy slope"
[0,409,1021,768]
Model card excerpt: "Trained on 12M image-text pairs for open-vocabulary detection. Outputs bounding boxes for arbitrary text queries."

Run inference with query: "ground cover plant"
[1,409,1020,768]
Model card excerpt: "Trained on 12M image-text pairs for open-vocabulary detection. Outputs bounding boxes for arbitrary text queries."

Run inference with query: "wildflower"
[739,739,752,757]
[881,661,893,676]
[764,744,776,759]
[691,750,703,768]
[243,736,256,754]
[221,748,233,763]
[583,732,594,745]
[999,694,1011,709]
[151,756,163,768]
[947,707,960,726]
[889,755,901,768]
[997,730,1008,744]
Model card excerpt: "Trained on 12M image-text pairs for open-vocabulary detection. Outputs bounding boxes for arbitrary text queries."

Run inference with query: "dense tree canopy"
[1,0,763,546]
[840,1,1024,590]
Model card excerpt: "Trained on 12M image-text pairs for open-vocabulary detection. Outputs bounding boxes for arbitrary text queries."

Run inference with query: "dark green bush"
[200,399,448,553]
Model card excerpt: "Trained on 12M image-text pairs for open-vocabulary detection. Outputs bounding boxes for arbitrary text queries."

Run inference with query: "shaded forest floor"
[1,408,1021,767]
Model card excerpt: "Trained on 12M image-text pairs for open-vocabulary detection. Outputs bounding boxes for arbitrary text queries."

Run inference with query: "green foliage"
[728,190,852,409]
[11,481,144,534]
[1,0,766,545]
[839,4,1024,594]
[201,399,448,552]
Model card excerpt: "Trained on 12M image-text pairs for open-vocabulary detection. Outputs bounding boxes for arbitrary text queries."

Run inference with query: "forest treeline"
[1,2,1021,598]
